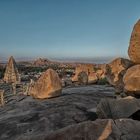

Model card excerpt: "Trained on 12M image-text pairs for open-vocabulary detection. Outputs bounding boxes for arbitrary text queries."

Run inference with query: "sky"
[0,0,140,62]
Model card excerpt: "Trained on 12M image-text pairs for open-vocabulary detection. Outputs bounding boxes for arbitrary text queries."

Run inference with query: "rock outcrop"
[45,119,140,140]
[77,71,88,85]
[128,19,140,64]
[123,65,140,96]
[72,64,94,82]
[3,56,20,84]
[96,96,140,119]
[29,69,62,99]
[0,85,115,140]
[88,73,98,84]
[45,119,120,140]
[105,58,133,93]
[33,58,52,66]
[72,64,98,84]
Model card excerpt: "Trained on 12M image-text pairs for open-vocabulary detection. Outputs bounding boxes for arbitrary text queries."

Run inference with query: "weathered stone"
[4,56,20,84]
[128,19,140,64]
[123,65,140,96]
[105,58,133,93]
[0,85,115,140]
[96,69,106,79]
[96,96,140,119]
[45,119,120,140]
[77,71,88,85]
[72,64,94,82]
[29,69,62,99]
[17,119,140,140]
[88,73,98,84]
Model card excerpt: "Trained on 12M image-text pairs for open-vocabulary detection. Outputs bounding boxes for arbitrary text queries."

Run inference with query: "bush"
[98,77,109,85]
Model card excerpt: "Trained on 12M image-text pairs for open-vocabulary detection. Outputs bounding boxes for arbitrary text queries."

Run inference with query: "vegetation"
[97,77,109,85]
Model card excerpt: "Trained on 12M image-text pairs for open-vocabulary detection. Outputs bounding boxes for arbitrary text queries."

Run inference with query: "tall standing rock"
[3,56,20,84]
[128,19,140,64]
[29,69,62,99]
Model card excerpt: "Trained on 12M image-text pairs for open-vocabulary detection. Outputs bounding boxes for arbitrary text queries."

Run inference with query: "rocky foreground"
[0,85,115,140]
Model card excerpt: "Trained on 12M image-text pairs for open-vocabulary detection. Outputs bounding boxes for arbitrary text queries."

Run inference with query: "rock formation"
[29,69,62,99]
[105,58,133,93]
[77,71,88,85]
[96,96,140,119]
[44,119,140,140]
[33,58,52,66]
[123,65,140,96]
[72,64,98,84]
[3,56,20,84]
[88,73,98,84]
[128,19,140,64]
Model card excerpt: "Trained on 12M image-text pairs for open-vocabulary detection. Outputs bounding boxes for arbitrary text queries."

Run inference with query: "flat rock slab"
[0,85,115,140]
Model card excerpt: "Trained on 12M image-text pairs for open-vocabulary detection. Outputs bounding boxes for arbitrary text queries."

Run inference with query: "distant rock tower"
[4,56,20,84]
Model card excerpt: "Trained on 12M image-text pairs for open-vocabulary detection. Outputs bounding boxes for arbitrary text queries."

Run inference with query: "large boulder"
[96,96,140,119]
[123,65,140,96]
[44,119,140,140]
[105,58,133,93]
[3,56,20,84]
[128,19,140,64]
[45,119,120,140]
[29,69,62,99]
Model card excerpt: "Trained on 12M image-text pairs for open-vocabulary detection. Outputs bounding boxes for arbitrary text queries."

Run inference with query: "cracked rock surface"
[0,85,115,140]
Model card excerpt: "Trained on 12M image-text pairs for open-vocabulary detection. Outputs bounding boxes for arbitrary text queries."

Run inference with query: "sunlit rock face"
[105,57,133,93]
[29,68,62,99]
[72,64,96,83]
[88,73,98,84]
[3,56,20,84]
[123,65,140,96]
[128,19,140,64]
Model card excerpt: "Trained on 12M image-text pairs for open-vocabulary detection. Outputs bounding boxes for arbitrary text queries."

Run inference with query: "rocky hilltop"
[0,19,140,140]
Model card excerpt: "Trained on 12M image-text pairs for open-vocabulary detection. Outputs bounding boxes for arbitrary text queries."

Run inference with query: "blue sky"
[0,0,140,62]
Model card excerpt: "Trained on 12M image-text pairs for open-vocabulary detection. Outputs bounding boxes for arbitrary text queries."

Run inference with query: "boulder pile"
[105,19,140,96]
[72,64,98,84]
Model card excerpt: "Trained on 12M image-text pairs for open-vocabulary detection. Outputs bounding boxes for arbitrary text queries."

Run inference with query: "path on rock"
[0,85,115,140]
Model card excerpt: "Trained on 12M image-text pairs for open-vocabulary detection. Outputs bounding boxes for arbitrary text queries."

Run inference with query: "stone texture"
[128,19,140,64]
[96,69,106,79]
[45,119,120,140]
[88,73,98,84]
[72,64,94,82]
[29,69,62,99]
[3,56,20,84]
[96,96,140,119]
[0,85,115,140]
[123,65,140,96]
[44,119,140,140]
[77,71,88,85]
[105,58,133,93]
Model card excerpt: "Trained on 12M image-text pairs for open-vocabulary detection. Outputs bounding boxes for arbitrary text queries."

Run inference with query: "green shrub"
[98,77,109,85]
